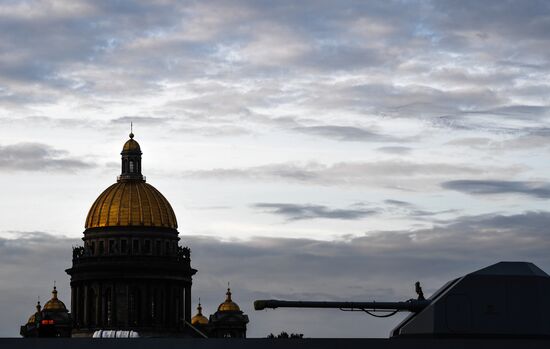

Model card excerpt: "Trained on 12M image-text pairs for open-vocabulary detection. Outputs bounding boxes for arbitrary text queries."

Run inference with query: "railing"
[71,245,190,264]
[116,175,146,181]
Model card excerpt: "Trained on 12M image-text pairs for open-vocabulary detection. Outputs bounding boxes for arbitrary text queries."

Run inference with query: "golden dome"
[217,288,241,312]
[122,137,141,153]
[85,181,177,229]
[27,301,41,324]
[27,314,37,325]
[191,302,209,325]
[43,287,68,312]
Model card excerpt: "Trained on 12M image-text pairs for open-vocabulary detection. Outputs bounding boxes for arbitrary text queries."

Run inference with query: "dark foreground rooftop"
[1,338,549,349]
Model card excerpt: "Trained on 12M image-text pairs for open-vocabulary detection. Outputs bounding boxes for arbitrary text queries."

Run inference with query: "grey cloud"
[294,126,396,143]
[442,180,550,199]
[377,146,412,154]
[183,160,516,187]
[446,126,550,151]
[1,115,97,129]
[0,0,548,138]
[3,210,550,337]
[111,116,173,125]
[176,125,251,137]
[427,67,520,87]
[0,143,94,172]
[301,82,507,131]
[487,105,550,119]
[0,232,78,337]
[383,199,459,219]
[253,203,377,221]
[384,199,413,207]
[432,0,550,42]
[446,137,494,148]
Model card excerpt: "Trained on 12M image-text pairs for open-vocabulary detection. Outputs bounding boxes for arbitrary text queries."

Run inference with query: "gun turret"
[254,299,430,313]
[254,262,550,338]
[255,281,429,316]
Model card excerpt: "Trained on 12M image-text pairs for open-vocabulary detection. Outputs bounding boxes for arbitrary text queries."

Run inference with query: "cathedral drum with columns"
[65,133,197,337]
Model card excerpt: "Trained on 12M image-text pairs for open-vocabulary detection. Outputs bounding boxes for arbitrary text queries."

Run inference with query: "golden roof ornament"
[191,298,209,325]
[217,283,241,312]
[43,284,68,312]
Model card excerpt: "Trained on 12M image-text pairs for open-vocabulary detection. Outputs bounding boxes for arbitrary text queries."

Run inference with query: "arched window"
[129,160,135,173]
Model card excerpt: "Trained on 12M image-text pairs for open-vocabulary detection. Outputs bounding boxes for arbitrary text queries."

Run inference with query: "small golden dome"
[217,288,241,312]
[122,131,141,153]
[43,287,68,312]
[122,138,141,153]
[27,314,36,324]
[85,181,178,229]
[27,301,41,324]
[191,301,209,325]
[27,312,38,324]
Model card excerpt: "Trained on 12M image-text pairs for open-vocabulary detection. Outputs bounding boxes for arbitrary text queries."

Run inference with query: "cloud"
[294,126,396,142]
[485,105,550,119]
[0,232,78,338]
[384,199,412,207]
[377,146,412,155]
[253,203,377,221]
[442,180,550,199]
[0,143,94,172]
[0,0,548,141]
[111,116,173,125]
[447,128,550,151]
[383,199,459,219]
[182,160,519,189]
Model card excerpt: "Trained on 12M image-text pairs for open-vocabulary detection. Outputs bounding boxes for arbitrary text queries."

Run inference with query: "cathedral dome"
[191,302,209,325]
[85,132,178,230]
[85,181,177,229]
[217,288,241,312]
[27,313,37,325]
[43,287,67,312]
[26,303,40,325]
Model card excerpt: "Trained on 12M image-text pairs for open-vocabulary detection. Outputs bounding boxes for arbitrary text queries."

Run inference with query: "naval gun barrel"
[254,299,430,313]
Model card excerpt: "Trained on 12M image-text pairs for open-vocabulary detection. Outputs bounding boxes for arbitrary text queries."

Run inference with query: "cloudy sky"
[1,0,550,338]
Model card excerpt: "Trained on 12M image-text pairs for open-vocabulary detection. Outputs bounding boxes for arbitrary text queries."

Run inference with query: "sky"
[1,0,550,338]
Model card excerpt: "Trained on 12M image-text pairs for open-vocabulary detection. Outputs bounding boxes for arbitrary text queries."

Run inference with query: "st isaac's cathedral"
[20,132,249,338]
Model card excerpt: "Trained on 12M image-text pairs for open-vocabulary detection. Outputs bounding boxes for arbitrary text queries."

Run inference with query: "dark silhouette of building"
[191,287,249,338]
[65,132,197,337]
[20,286,72,337]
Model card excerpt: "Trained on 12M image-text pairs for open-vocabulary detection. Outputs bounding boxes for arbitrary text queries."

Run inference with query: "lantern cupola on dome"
[119,130,144,182]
